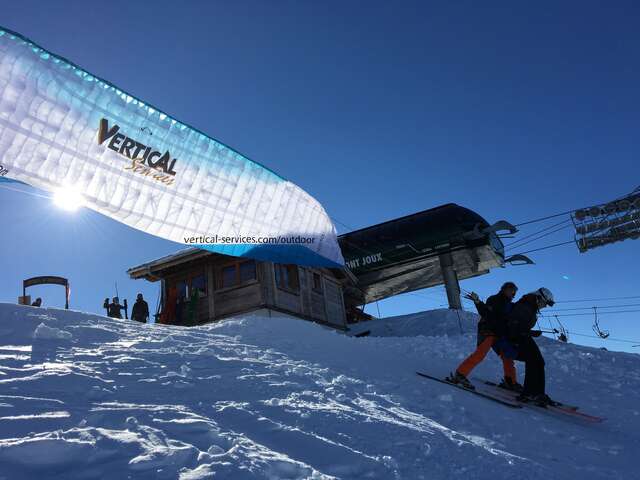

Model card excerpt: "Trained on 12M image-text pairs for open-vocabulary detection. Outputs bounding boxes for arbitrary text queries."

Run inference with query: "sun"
[53,187,85,212]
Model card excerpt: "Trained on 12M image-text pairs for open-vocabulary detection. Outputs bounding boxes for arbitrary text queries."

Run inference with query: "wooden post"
[207,263,215,321]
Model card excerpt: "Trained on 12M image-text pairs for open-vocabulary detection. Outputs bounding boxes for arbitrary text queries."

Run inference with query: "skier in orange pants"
[456,336,517,383]
[447,282,521,391]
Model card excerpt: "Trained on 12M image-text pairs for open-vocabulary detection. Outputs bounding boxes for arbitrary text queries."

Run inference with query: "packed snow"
[0,303,638,479]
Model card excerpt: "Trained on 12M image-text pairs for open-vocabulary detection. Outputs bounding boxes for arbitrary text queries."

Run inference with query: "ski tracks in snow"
[0,305,636,479]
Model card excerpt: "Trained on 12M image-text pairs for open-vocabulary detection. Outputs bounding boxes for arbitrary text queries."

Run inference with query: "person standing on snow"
[447,282,520,390]
[103,297,126,319]
[131,293,149,323]
[506,287,555,406]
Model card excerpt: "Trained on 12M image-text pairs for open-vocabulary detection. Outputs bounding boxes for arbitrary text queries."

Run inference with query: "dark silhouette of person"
[131,293,149,323]
[104,297,125,319]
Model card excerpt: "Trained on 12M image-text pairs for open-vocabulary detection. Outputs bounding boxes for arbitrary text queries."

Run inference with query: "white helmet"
[535,287,555,307]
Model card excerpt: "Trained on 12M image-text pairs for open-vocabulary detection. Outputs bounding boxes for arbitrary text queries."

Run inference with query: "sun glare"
[53,188,85,212]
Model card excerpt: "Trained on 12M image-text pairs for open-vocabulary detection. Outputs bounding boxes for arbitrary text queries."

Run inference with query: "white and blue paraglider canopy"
[0,27,344,268]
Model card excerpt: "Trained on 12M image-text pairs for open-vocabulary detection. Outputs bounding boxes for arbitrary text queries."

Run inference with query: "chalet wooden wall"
[260,263,276,306]
[310,292,327,320]
[213,282,263,317]
[324,278,346,327]
[158,254,346,328]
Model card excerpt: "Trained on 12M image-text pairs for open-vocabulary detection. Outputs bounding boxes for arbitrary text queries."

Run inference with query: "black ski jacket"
[506,295,539,340]
[131,300,149,323]
[475,293,512,337]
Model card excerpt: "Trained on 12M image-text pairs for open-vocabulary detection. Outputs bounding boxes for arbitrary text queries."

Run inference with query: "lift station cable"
[504,222,574,251]
[546,303,640,312]
[504,218,573,249]
[513,209,578,227]
[555,295,640,304]
[509,240,576,256]
[540,309,640,318]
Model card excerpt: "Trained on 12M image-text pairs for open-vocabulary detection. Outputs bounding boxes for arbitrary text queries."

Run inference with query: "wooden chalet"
[127,249,355,329]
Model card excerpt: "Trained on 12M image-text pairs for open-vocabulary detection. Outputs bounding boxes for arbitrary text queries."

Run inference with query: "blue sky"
[1,1,639,351]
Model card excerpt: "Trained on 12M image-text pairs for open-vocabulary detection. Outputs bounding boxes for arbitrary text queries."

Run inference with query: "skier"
[131,293,149,323]
[506,287,555,406]
[103,297,126,319]
[447,282,520,390]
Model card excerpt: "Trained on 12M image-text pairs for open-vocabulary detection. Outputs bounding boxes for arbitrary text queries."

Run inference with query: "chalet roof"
[127,248,212,281]
[127,247,357,284]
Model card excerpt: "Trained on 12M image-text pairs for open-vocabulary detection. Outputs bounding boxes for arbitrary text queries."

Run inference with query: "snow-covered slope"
[346,308,478,337]
[0,303,638,479]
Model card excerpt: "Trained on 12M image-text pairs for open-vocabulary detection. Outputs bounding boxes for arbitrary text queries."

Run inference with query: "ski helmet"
[536,287,555,307]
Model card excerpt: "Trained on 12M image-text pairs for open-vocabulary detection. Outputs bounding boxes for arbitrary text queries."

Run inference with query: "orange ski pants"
[456,336,516,382]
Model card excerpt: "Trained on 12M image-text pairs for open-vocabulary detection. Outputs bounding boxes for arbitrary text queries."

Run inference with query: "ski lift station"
[128,203,518,328]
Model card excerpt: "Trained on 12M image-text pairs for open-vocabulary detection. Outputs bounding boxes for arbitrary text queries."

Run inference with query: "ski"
[483,381,578,411]
[416,372,522,408]
[481,381,604,423]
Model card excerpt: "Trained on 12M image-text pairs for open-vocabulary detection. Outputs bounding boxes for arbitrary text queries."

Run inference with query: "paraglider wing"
[0,27,344,267]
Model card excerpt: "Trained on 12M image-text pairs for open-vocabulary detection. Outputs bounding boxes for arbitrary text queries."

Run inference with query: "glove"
[465,292,480,303]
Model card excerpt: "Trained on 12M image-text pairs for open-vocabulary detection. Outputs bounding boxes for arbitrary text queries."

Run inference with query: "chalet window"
[312,272,323,294]
[221,265,236,289]
[239,261,257,283]
[191,274,207,297]
[217,260,257,289]
[275,264,300,293]
[176,280,188,301]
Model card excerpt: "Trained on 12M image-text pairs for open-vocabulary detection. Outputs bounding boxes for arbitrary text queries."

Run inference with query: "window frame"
[176,280,189,302]
[190,272,208,298]
[274,263,300,295]
[172,269,208,301]
[215,259,258,291]
[239,261,257,284]
[312,272,324,294]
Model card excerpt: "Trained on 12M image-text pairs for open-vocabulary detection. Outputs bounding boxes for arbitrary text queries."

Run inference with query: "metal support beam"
[439,253,462,310]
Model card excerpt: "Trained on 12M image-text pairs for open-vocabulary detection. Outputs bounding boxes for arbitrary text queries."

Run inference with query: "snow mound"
[33,323,73,341]
[347,308,478,337]
[0,302,638,479]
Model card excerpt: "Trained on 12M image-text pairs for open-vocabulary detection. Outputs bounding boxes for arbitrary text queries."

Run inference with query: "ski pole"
[536,328,559,334]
